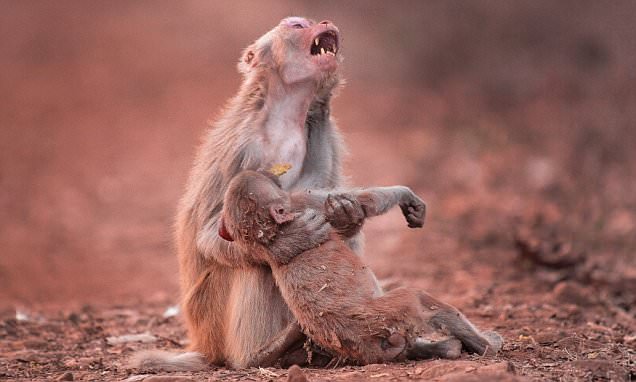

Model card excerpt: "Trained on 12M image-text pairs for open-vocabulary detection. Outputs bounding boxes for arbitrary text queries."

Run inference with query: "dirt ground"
[1,1,635,381]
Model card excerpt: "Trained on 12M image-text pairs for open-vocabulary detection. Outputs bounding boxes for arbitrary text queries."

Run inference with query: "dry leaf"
[269,163,292,176]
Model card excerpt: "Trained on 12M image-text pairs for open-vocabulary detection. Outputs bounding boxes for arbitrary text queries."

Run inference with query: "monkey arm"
[196,218,259,267]
[292,190,365,238]
[353,186,426,228]
[320,186,426,230]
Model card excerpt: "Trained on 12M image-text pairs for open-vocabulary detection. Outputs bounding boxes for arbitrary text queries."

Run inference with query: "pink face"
[278,17,340,78]
[241,17,341,84]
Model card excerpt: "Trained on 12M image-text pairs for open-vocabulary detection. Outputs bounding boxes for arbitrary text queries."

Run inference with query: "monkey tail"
[129,350,208,371]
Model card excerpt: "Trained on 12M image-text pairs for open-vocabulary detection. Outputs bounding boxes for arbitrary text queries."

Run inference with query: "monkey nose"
[319,20,332,26]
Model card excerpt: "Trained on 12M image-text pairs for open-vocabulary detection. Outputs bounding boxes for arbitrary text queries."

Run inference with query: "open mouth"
[310,30,338,56]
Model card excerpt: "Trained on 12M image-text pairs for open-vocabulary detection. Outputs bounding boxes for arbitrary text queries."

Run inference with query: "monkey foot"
[408,337,462,360]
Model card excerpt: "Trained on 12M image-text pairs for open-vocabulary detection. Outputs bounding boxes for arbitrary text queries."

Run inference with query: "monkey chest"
[263,127,307,189]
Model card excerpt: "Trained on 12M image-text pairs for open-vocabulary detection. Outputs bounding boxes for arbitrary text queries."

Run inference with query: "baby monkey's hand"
[269,208,331,264]
[399,190,426,228]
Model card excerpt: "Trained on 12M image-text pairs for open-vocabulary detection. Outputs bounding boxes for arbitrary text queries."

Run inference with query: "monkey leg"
[418,291,503,356]
[407,337,462,360]
[244,322,305,368]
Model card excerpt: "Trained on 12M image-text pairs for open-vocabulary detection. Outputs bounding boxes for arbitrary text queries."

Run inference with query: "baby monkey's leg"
[418,291,503,356]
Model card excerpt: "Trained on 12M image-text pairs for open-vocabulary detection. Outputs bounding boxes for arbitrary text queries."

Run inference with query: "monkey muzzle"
[310,30,338,57]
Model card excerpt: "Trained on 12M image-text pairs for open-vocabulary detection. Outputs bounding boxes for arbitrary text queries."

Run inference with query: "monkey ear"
[238,46,257,75]
[269,204,295,225]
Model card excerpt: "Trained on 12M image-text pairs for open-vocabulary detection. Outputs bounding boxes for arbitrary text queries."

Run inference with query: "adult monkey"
[175,17,360,369]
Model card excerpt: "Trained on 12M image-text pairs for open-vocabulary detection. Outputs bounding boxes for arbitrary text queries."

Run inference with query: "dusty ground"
[1,1,635,381]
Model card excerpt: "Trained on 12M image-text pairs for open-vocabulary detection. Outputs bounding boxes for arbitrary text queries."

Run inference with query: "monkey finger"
[343,195,365,220]
[325,195,337,215]
[328,195,363,227]
[337,198,356,218]
[407,214,424,228]
[340,194,364,220]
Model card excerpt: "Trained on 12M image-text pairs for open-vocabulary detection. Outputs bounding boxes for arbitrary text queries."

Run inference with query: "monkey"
[130,17,363,371]
[217,170,501,365]
[131,17,500,371]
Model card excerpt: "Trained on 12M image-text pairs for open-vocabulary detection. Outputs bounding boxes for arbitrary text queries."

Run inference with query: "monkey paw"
[272,209,331,263]
[400,195,426,228]
[482,331,504,354]
[325,193,365,237]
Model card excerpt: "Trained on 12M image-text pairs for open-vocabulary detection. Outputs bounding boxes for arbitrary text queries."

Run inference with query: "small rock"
[68,312,81,325]
[143,377,195,382]
[56,372,74,381]
[123,376,149,382]
[568,360,628,380]
[162,305,180,318]
[15,310,29,322]
[552,281,598,306]
[476,362,515,374]
[534,330,566,345]
[106,333,157,345]
[24,340,48,349]
[287,365,308,382]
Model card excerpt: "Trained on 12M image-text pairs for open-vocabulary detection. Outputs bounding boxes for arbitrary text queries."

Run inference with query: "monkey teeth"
[310,31,338,56]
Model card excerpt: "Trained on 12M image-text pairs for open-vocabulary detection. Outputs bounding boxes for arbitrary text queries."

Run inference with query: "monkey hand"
[269,209,331,264]
[325,193,365,237]
[399,191,426,228]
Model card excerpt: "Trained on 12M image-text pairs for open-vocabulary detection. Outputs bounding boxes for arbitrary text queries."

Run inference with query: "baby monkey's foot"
[481,331,504,355]
[408,337,462,359]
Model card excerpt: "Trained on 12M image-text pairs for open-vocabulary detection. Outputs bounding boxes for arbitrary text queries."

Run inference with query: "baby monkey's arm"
[319,186,426,232]
[354,186,426,228]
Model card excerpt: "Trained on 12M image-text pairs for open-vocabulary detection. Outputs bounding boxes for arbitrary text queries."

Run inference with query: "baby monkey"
[219,170,471,364]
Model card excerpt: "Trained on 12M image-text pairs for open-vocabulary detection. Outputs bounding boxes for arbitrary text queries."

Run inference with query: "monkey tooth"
[310,30,338,57]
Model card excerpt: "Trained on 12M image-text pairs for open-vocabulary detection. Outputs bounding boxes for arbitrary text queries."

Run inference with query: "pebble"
[56,372,74,381]
[143,377,195,382]
[287,365,308,382]
[106,333,157,345]
[552,281,598,306]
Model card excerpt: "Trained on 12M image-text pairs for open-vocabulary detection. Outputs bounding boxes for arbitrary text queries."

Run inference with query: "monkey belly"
[223,266,295,368]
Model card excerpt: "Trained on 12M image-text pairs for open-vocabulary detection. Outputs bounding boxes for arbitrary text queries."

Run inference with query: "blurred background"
[1,0,635,311]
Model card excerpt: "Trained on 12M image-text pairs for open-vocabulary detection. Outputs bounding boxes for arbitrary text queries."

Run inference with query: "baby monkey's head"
[219,171,295,245]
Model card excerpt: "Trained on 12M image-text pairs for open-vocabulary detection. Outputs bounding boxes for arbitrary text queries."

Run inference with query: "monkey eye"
[277,208,285,214]
[281,17,310,29]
